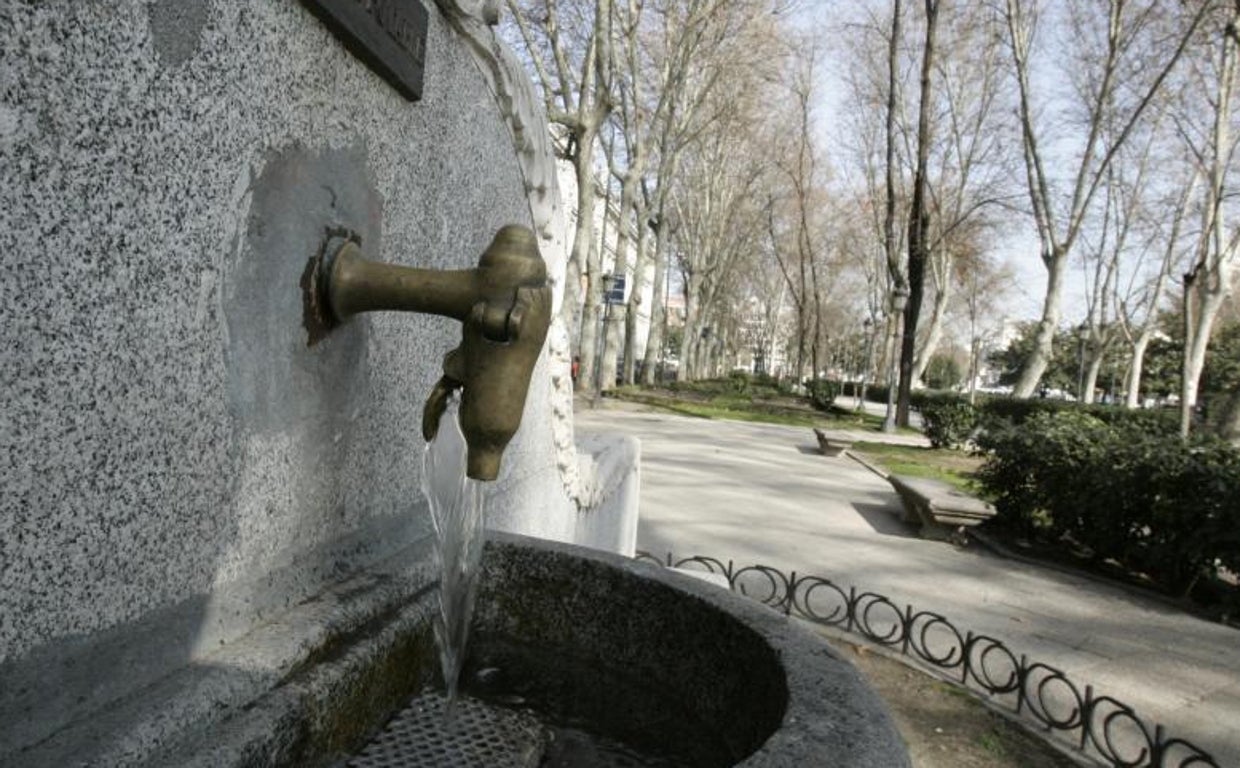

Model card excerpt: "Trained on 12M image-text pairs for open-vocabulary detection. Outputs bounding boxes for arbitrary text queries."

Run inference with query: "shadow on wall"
[0,141,407,760]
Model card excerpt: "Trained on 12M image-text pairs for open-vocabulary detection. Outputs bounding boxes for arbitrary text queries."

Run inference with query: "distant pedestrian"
[571,355,581,387]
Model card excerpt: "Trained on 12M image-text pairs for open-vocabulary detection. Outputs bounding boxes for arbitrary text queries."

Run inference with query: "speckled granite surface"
[0,0,532,754]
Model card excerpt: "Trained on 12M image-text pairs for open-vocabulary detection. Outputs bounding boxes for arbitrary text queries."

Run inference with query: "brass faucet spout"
[310,225,551,482]
[325,249,480,322]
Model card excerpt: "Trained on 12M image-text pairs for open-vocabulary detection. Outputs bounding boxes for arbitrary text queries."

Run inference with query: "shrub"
[974,410,1240,595]
[831,380,890,405]
[1133,438,1240,590]
[925,354,964,390]
[727,370,752,396]
[855,381,891,405]
[864,383,891,405]
[978,397,1180,436]
[917,394,979,449]
[1087,404,1181,435]
[834,379,857,397]
[806,379,841,412]
[976,397,1069,428]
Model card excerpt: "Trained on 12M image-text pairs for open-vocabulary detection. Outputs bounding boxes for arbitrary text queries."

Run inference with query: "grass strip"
[850,441,985,495]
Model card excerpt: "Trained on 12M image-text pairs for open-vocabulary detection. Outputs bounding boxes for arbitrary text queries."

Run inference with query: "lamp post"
[660,265,673,384]
[699,325,712,380]
[859,317,875,411]
[883,286,910,433]
[592,273,617,409]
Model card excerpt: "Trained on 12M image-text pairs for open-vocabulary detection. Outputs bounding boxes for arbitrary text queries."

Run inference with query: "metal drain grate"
[347,693,546,768]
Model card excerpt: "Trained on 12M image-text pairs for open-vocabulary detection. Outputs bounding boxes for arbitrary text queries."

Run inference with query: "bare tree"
[596,0,651,391]
[909,4,1011,387]
[1115,167,1197,407]
[896,0,942,425]
[1077,104,1167,404]
[1001,0,1210,398]
[506,0,613,393]
[882,0,908,427]
[596,0,783,388]
[672,92,772,381]
[956,246,1015,402]
[639,0,783,384]
[1179,2,1240,436]
[763,43,833,383]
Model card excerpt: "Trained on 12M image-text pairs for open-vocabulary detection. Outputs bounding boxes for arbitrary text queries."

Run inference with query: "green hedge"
[834,380,890,404]
[805,379,841,412]
[727,370,752,396]
[821,384,1181,442]
[977,397,1181,435]
[917,393,980,449]
[974,411,1240,595]
[666,376,796,400]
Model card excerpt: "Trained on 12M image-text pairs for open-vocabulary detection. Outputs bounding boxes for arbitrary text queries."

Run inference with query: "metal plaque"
[300,0,428,101]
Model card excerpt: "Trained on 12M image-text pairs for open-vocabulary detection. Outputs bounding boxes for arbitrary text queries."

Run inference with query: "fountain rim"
[56,532,907,768]
[481,531,910,768]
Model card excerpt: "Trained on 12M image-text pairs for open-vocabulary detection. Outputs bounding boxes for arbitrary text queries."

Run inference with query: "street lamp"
[700,325,712,379]
[592,273,618,409]
[859,317,875,411]
[882,286,910,433]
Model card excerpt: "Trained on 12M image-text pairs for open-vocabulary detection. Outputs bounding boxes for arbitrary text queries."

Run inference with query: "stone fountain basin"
[462,534,908,767]
[118,533,905,767]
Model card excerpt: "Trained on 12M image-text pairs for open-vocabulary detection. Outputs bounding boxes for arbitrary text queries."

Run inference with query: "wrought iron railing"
[635,552,1220,768]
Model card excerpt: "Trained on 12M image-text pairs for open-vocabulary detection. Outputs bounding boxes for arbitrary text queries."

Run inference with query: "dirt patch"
[838,639,1081,767]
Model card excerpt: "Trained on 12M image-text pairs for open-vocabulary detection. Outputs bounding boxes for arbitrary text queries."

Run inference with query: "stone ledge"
[7,538,437,768]
[887,474,996,540]
[812,428,854,457]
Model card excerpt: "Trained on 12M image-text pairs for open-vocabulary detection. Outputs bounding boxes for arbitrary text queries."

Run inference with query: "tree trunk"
[577,238,603,395]
[678,275,697,383]
[1181,7,1238,436]
[897,230,926,424]
[968,335,981,405]
[599,306,624,391]
[881,314,899,386]
[911,272,950,386]
[1012,248,1066,397]
[567,137,601,387]
[1082,348,1104,404]
[622,216,649,385]
[640,223,670,386]
[896,0,938,426]
[1180,278,1228,437]
[1180,290,1207,437]
[1124,332,1151,408]
[600,176,638,391]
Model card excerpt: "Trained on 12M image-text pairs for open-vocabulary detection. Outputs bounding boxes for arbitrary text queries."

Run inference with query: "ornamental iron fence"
[635,552,1219,768]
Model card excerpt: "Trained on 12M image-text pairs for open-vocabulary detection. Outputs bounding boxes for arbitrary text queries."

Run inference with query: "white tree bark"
[505,0,613,391]
[1180,6,1239,437]
[1004,0,1209,397]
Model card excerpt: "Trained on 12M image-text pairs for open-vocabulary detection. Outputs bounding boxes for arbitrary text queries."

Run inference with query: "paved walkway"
[574,402,1240,766]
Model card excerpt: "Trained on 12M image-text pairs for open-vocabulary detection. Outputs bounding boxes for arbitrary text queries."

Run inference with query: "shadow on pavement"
[851,501,919,539]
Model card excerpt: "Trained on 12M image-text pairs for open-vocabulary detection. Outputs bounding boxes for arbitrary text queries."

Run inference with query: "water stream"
[421,397,487,711]
[399,405,727,765]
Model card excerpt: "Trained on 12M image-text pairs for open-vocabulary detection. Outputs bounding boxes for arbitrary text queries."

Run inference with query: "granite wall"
[0,0,602,756]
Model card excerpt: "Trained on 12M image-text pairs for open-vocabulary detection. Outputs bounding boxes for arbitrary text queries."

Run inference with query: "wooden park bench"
[813,428,853,457]
[887,474,996,541]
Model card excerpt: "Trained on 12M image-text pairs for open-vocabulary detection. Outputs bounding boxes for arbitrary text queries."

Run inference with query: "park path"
[574,401,1240,767]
